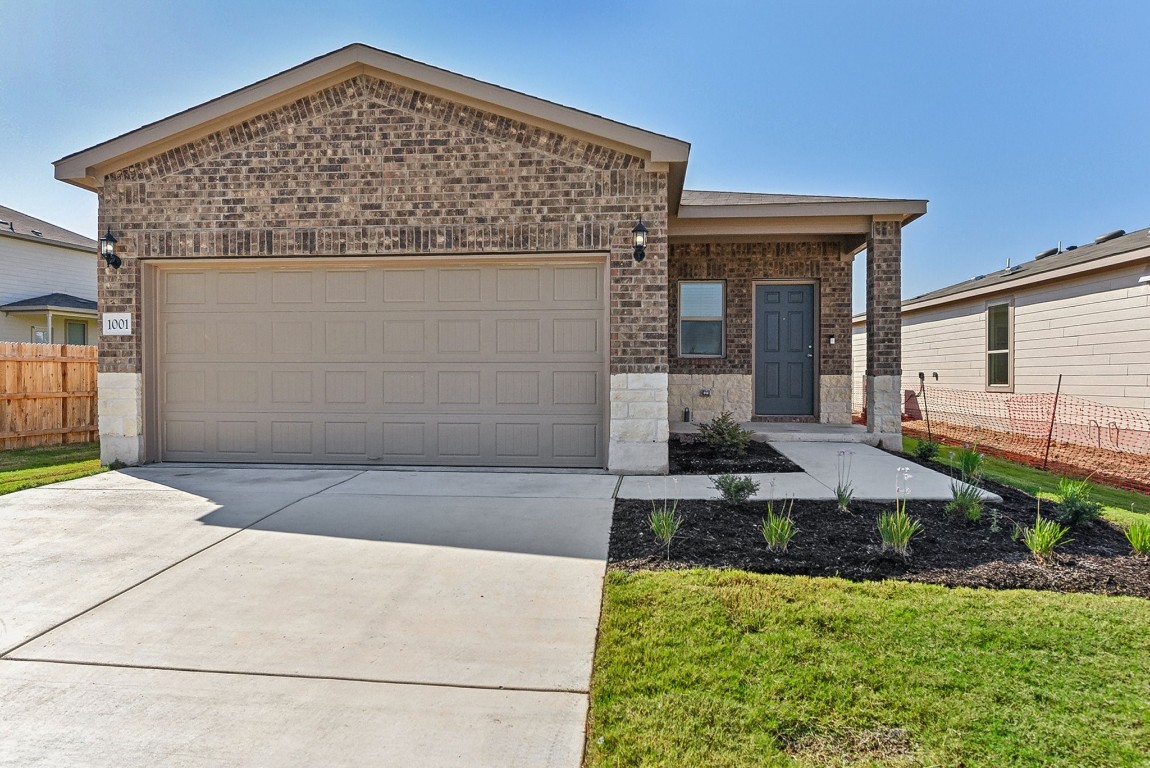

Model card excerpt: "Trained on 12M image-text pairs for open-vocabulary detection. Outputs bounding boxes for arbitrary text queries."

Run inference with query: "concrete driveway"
[0,466,617,767]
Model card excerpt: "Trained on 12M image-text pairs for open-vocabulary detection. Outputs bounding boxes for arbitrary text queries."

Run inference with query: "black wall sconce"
[99,226,121,269]
[631,218,648,263]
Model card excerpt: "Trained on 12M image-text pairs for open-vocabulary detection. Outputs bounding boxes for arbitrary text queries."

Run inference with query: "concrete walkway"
[618,442,1001,502]
[0,467,615,767]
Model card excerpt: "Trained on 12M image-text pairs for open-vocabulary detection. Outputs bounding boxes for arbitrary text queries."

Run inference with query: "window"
[30,327,49,344]
[679,281,724,357]
[986,302,1012,388]
[66,321,87,345]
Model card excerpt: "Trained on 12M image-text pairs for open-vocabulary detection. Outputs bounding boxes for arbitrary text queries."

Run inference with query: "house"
[55,44,925,471]
[852,227,1150,413]
[0,205,98,344]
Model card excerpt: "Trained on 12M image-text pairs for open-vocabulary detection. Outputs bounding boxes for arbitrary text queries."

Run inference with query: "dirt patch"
[609,473,1148,599]
[668,434,803,475]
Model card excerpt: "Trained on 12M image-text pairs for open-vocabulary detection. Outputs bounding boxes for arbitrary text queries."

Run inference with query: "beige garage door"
[153,257,607,467]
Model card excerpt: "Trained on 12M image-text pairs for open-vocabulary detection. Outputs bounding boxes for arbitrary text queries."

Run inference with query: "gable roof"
[0,293,97,313]
[0,204,97,252]
[55,43,691,197]
[901,226,1150,312]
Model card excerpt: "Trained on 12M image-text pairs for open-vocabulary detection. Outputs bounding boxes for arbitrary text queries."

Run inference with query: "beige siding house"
[0,205,98,344]
[853,227,1150,413]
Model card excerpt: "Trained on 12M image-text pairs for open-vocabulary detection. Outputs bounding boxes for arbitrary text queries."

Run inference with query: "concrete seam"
[0,470,368,660]
[0,657,589,696]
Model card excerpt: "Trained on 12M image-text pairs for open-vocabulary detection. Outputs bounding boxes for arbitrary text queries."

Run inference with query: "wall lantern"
[99,227,121,269]
[631,218,648,263]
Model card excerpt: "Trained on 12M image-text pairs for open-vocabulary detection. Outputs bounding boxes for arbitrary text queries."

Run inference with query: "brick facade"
[667,241,852,377]
[865,220,902,376]
[97,74,669,376]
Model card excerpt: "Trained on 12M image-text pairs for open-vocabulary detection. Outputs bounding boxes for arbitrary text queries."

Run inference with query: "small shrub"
[1021,511,1070,564]
[1055,476,1103,526]
[711,474,760,505]
[835,450,854,513]
[956,445,985,484]
[944,479,983,522]
[1124,520,1150,556]
[697,411,753,456]
[648,500,682,560]
[877,497,923,557]
[912,439,940,461]
[761,499,797,552]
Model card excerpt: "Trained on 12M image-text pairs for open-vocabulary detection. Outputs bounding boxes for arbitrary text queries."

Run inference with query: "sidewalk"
[618,442,1001,502]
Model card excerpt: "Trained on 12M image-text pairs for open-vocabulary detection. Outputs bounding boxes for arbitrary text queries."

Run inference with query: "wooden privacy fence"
[0,342,98,450]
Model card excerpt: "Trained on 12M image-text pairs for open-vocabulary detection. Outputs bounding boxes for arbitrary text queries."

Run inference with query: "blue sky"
[2,0,1147,308]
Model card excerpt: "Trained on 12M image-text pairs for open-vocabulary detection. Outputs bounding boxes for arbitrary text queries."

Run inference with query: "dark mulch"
[668,434,803,475]
[610,471,1149,599]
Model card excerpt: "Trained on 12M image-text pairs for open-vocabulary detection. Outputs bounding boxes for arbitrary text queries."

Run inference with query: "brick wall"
[667,241,852,376]
[865,220,901,376]
[97,74,669,375]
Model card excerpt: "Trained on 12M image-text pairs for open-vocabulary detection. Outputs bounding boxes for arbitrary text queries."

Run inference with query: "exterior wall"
[0,236,97,342]
[667,241,853,424]
[96,74,669,469]
[853,260,1150,414]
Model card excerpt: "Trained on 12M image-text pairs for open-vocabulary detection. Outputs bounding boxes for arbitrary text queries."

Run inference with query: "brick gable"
[98,74,668,375]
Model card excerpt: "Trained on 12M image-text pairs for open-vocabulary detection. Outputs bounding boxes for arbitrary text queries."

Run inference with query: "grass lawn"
[902,435,1150,527]
[587,570,1150,767]
[0,442,106,495]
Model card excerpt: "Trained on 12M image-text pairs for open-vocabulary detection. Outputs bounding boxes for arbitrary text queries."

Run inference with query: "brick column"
[865,217,902,448]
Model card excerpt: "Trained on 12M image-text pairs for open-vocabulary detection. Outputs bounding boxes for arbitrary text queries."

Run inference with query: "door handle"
[806,353,813,358]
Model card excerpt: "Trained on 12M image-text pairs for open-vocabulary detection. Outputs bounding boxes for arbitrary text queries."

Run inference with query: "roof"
[0,293,97,313]
[55,43,691,196]
[902,226,1150,310]
[0,204,97,252]
[671,189,928,248]
[681,190,917,206]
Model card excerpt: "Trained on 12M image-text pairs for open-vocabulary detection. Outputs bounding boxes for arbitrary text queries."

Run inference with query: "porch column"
[865,216,902,448]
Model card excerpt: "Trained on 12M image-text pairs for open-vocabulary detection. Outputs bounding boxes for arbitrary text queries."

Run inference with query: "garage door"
[153,257,607,467]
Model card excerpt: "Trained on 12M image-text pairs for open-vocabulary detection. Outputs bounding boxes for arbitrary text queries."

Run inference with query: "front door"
[754,284,814,416]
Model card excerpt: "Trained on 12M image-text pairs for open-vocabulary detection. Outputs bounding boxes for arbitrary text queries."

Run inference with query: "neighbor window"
[30,327,48,344]
[986,302,1012,388]
[679,281,724,357]
[66,321,87,345]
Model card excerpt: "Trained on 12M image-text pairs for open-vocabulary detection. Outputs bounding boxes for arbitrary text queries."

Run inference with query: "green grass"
[903,435,1150,526]
[0,442,106,495]
[587,570,1150,767]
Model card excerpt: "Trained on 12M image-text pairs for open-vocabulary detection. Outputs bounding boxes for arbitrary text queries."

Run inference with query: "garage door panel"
[156,259,606,467]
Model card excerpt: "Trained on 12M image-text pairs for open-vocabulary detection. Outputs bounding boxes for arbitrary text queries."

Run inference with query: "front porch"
[671,419,880,445]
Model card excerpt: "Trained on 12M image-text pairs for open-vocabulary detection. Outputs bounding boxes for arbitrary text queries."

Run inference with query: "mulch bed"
[611,461,1149,599]
[668,435,803,475]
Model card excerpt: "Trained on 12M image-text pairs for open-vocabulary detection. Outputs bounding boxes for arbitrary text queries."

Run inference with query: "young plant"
[696,411,753,456]
[912,439,940,461]
[648,500,682,560]
[1124,519,1150,557]
[877,499,923,557]
[879,468,922,556]
[956,445,985,484]
[761,498,796,553]
[1021,509,1070,564]
[945,478,983,522]
[834,450,854,513]
[711,474,759,505]
[1055,475,1103,526]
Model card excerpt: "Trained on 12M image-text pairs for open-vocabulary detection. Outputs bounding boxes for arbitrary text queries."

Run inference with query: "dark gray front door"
[755,284,814,416]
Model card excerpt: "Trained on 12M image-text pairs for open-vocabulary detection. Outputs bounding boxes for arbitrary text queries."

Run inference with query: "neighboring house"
[852,227,1150,413]
[0,204,98,344]
[55,44,925,470]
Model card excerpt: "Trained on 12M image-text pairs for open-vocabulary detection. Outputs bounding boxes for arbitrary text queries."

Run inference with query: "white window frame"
[30,327,49,344]
[678,280,725,358]
[986,300,1013,391]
